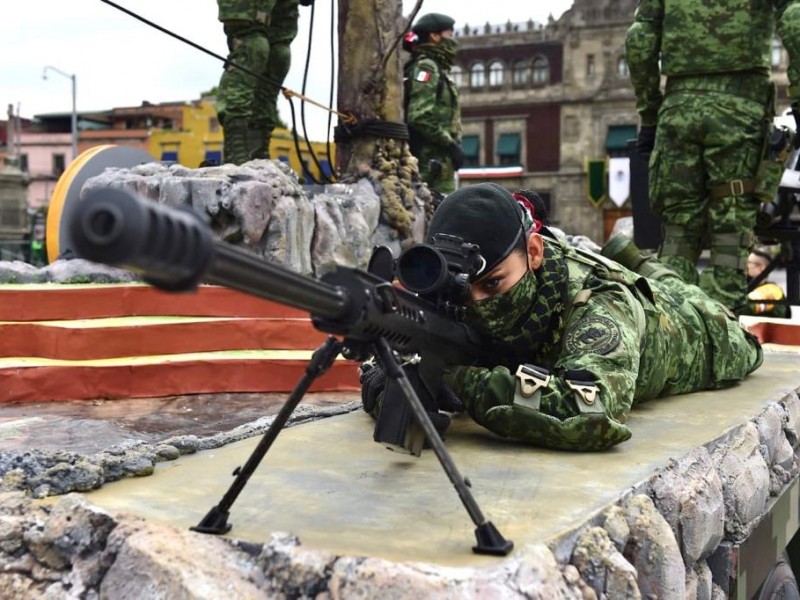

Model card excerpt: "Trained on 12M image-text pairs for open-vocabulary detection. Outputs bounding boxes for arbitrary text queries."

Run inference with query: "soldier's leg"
[250,0,300,159]
[217,19,271,165]
[649,100,707,285]
[700,95,765,312]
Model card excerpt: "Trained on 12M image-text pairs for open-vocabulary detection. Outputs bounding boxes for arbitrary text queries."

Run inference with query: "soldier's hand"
[448,142,465,170]
[636,125,657,155]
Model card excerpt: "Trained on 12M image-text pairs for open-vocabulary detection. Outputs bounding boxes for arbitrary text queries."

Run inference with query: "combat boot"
[602,234,678,281]
[222,117,250,166]
[247,119,271,160]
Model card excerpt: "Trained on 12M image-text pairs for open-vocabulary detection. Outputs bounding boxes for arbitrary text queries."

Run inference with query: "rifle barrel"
[69,188,350,319]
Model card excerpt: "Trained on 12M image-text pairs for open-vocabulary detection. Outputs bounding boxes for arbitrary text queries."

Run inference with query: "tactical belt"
[708,178,757,201]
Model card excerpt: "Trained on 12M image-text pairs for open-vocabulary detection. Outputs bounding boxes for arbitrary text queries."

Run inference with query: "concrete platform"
[83,349,800,568]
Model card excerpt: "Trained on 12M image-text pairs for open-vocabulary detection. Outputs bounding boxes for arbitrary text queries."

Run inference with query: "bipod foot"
[473,521,513,556]
[190,505,232,535]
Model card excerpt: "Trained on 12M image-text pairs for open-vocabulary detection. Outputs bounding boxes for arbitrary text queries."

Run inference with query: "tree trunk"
[336,0,430,242]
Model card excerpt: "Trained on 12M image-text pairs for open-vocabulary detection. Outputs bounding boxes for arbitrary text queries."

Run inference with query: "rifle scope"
[69,188,350,319]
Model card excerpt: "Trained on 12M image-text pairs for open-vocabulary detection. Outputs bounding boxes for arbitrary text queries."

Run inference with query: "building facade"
[452,0,791,242]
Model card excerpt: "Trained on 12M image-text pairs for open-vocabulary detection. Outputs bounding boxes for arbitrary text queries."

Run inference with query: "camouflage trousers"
[648,73,773,312]
[216,0,300,129]
[415,144,456,195]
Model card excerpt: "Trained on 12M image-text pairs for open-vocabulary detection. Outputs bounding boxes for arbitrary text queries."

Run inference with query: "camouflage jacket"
[443,237,762,451]
[625,0,800,125]
[404,49,461,149]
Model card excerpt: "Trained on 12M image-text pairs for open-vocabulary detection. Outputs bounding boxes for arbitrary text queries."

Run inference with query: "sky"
[1,0,572,140]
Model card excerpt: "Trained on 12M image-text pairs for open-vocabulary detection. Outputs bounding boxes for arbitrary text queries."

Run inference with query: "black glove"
[299,0,314,6]
[448,142,465,170]
[636,125,657,155]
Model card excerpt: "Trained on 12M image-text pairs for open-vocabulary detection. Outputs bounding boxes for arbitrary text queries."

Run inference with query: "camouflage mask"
[465,240,568,367]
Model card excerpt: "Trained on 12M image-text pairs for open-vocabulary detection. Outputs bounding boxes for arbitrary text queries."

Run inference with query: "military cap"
[412,13,456,35]
[428,183,526,275]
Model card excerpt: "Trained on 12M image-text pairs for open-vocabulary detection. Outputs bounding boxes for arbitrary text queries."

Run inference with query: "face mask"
[465,270,538,339]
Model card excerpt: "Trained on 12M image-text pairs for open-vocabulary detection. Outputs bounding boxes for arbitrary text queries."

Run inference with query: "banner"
[586,159,606,208]
[608,157,631,208]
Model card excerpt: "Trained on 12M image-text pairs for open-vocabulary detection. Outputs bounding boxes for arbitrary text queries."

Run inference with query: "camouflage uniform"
[625,0,800,312]
[216,0,301,165]
[442,235,763,451]
[405,22,462,195]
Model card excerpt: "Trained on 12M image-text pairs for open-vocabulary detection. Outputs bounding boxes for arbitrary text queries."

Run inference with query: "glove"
[448,142,465,170]
[636,125,656,155]
[299,0,314,5]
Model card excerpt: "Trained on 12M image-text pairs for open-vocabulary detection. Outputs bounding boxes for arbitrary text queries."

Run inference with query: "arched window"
[617,56,629,77]
[470,63,485,89]
[451,65,465,88]
[512,60,530,86]
[489,61,504,87]
[532,56,549,84]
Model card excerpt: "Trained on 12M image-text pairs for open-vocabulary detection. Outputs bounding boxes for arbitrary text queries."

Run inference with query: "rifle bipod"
[191,335,513,556]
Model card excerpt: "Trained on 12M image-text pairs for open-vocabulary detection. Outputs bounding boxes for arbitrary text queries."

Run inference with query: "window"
[496,133,521,165]
[586,54,596,76]
[470,63,485,89]
[209,116,220,133]
[772,37,783,67]
[52,153,65,177]
[605,124,638,158]
[512,60,530,86]
[489,61,504,87]
[617,56,629,77]
[19,154,28,172]
[532,56,549,84]
[161,151,178,162]
[451,65,465,88]
[203,150,221,166]
[461,135,480,167]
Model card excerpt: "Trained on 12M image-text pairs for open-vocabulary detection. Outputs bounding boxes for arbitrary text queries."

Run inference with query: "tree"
[335,0,431,242]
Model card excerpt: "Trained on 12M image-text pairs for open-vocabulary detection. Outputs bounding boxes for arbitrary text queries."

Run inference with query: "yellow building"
[148,99,335,182]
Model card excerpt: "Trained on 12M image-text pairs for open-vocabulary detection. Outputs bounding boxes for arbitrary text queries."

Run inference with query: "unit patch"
[416,70,432,83]
[564,315,621,355]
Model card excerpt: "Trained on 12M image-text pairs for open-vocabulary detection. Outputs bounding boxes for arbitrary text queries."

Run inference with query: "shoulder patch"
[416,70,432,83]
[564,315,622,355]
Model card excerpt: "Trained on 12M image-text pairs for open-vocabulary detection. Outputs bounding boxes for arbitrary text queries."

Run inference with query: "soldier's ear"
[527,232,544,270]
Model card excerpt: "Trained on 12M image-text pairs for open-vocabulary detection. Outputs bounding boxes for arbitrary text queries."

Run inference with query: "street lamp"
[42,65,77,161]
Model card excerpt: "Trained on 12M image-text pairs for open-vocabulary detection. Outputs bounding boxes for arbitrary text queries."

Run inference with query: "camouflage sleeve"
[624,0,664,126]
[406,58,454,147]
[776,1,800,99]
[443,287,645,451]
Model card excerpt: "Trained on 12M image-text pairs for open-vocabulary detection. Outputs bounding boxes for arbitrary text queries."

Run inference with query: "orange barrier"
[0,284,360,402]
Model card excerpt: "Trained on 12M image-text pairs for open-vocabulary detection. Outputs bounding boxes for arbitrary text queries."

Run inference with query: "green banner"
[586,159,606,208]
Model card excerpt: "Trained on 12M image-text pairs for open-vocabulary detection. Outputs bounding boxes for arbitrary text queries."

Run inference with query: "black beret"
[412,13,455,35]
[428,183,526,275]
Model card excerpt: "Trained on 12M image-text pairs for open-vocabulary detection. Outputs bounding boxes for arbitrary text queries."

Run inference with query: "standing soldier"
[404,13,464,196]
[625,0,800,312]
[215,0,312,165]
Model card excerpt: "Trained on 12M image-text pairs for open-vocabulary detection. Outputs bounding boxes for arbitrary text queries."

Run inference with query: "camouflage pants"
[216,0,300,130]
[415,144,456,195]
[648,74,773,311]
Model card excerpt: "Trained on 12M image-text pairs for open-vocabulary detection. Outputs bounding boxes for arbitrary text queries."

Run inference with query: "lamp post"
[42,65,77,161]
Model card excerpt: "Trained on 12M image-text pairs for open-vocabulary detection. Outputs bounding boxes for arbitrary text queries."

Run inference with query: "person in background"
[625,0,800,312]
[742,245,790,318]
[215,0,313,165]
[403,12,464,196]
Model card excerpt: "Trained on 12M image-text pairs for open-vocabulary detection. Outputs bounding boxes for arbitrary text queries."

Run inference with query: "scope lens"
[397,244,448,295]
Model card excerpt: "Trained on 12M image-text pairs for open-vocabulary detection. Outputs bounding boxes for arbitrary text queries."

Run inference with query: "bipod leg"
[373,338,513,556]
[191,336,343,535]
